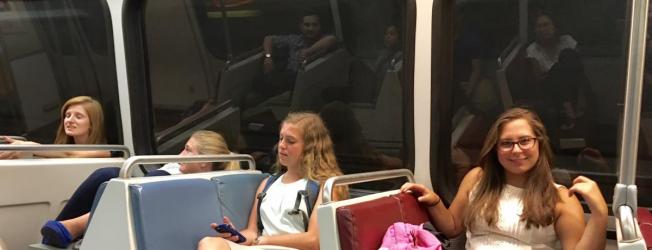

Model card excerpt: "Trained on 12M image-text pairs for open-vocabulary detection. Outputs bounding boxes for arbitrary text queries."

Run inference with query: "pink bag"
[379,222,442,250]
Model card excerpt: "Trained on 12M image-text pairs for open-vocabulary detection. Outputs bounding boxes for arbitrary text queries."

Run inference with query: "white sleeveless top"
[466,184,559,250]
[259,174,309,236]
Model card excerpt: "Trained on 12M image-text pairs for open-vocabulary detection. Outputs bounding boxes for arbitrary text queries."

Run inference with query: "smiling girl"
[402,107,607,249]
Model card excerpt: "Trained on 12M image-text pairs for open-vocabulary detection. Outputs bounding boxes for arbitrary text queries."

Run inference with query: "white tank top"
[259,174,309,236]
[466,184,559,250]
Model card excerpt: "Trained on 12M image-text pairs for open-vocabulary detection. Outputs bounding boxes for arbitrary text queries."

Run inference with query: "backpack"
[256,173,320,233]
[379,222,442,250]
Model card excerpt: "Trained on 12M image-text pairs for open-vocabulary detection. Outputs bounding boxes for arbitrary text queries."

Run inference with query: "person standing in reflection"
[258,12,337,98]
[0,96,109,159]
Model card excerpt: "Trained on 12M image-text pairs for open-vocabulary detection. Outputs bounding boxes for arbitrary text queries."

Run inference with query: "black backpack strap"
[289,190,310,231]
[257,174,281,233]
[288,180,321,232]
[304,180,320,216]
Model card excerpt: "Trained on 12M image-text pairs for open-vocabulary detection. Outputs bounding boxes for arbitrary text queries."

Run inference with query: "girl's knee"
[88,167,120,182]
[197,237,229,250]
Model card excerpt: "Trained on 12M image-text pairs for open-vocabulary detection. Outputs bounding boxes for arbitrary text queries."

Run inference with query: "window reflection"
[0,0,119,144]
[450,0,632,205]
[146,0,409,183]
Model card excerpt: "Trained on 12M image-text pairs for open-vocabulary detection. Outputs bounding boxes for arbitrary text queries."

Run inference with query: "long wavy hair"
[273,112,347,199]
[464,107,559,229]
[54,96,106,144]
[190,130,239,171]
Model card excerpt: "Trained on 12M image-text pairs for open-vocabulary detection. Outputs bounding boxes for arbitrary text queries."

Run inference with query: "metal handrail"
[118,154,255,178]
[322,169,415,203]
[0,144,131,158]
[617,205,640,242]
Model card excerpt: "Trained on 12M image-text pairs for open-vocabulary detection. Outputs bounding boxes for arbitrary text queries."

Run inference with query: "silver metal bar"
[619,0,648,186]
[322,169,415,203]
[617,205,640,242]
[118,154,255,178]
[0,144,131,158]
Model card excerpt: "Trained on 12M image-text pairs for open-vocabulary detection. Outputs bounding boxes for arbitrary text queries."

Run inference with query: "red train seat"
[335,192,431,250]
[637,208,652,249]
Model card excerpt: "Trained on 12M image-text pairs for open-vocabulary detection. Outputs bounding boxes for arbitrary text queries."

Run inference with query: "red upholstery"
[637,208,652,249]
[336,192,431,250]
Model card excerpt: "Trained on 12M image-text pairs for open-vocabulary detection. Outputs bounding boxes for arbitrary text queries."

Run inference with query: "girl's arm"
[555,176,608,250]
[401,166,482,238]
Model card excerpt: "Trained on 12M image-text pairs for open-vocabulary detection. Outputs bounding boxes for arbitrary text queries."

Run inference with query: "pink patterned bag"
[379,222,442,250]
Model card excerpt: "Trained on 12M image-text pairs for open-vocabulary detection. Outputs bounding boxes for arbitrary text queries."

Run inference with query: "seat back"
[318,190,432,250]
[336,192,430,250]
[130,178,219,250]
[216,54,263,107]
[290,48,352,112]
[210,173,267,229]
[80,171,265,250]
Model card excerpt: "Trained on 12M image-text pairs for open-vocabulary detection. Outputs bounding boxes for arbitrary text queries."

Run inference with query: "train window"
[0,0,120,145]
[146,0,411,187]
[443,0,634,206]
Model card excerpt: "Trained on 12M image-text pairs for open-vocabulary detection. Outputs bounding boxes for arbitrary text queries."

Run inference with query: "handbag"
[379,222,442,250]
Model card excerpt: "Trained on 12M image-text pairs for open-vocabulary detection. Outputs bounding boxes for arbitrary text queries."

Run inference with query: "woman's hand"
[568,176,608,216]
[400,182,441,207]
[210,216,242,243]
[0,136,36,159]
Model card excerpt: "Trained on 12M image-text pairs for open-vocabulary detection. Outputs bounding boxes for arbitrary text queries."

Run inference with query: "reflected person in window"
[373,25,403,80]
[402,107,607,249]
[258,12,337,98]
[0,96,109,159]
[39,130,239,248]
[526,14,592,131]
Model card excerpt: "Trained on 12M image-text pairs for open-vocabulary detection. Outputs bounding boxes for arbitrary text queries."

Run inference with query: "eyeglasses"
[497,137,538,152]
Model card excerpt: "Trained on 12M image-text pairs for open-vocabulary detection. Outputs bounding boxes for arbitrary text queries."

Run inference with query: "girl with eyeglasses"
[402,107,607,249]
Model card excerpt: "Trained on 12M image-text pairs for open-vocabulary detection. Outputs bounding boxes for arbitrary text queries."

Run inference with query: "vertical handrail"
[618,205,639,242]
[619,0,648,188]
[613,0,648,247]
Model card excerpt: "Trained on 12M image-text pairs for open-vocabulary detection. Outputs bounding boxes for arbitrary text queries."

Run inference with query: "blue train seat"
[78,171,266,250]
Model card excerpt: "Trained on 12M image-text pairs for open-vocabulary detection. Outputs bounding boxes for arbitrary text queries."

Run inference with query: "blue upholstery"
[128,173,266,250]
[210,173,268,229]
[87,182,108,225]
[129,179,220,250]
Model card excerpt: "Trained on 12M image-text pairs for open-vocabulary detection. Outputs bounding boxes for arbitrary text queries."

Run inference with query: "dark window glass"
[0,0,120,144]
[146,0,410,190]
[445,0,632,206]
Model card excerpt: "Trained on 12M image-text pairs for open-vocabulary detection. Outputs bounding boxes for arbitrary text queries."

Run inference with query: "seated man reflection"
[257,12,337,100]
